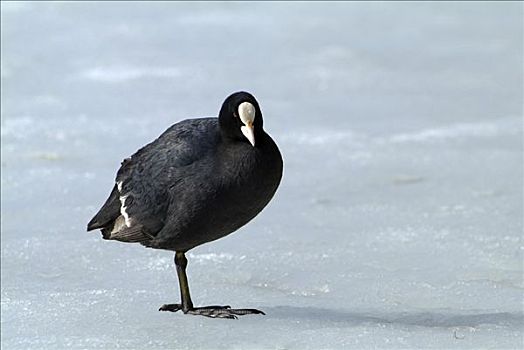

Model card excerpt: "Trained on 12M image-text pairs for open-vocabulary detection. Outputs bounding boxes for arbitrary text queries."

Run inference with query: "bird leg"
[158,251,265,319]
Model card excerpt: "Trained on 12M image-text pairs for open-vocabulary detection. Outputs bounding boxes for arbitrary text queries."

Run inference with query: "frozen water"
[1,2,523,349]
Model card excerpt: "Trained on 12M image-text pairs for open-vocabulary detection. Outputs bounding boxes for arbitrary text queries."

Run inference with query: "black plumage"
[87,91,283,318]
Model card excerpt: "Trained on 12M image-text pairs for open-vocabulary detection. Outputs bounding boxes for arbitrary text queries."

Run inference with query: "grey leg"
[159,251,265,319]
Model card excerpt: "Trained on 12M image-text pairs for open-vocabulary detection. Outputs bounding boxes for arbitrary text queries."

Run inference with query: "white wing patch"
[116,181,133,227]
[119,195,133,227]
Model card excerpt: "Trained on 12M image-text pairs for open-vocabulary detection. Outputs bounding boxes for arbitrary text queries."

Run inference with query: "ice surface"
[1,2,523,349]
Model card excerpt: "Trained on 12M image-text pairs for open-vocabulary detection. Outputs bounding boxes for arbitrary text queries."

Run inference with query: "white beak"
[241,123,255,147]
[238,102,256,147]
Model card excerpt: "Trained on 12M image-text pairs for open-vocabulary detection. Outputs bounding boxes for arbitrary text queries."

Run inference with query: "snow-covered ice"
[1,2,523,349]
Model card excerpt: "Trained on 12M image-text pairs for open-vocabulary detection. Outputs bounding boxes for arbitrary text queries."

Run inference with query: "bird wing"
[86,183,121,230]
[87,118,219,242]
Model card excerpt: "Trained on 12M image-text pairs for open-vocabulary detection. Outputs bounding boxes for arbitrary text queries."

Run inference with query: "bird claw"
[158,303,183,312]
[158,304,264,319]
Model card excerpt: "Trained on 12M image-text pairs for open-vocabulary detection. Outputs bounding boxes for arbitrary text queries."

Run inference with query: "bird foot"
[158,304,265,319]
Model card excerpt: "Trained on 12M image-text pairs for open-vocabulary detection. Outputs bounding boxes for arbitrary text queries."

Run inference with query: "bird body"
[88,116,282,251]
[87,92,282,318]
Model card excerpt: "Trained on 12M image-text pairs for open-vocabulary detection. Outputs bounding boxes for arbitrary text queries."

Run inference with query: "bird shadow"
[263,306,524,329]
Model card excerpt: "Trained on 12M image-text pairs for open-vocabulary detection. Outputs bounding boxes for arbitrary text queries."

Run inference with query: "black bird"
[87,92,283,319]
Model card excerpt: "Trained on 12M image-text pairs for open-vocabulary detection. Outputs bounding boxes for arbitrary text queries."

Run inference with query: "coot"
[87,91,283,319]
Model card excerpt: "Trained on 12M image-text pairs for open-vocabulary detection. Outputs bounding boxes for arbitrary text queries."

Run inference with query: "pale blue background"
[1,2,523,349]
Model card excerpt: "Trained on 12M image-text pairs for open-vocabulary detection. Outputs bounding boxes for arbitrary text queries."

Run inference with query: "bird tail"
[97,216,154,243]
